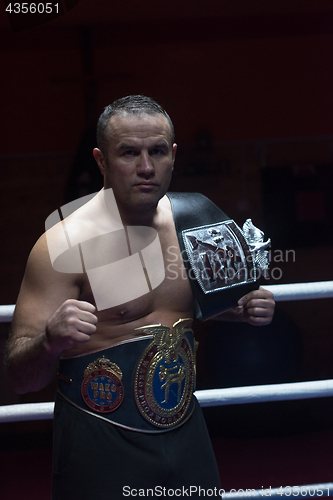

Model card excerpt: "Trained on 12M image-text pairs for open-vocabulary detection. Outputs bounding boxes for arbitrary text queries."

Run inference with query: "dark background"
[0,0,333,497]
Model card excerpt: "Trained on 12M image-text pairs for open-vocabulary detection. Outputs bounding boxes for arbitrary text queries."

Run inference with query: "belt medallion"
[134,318,196,428]
[81,356,124,413]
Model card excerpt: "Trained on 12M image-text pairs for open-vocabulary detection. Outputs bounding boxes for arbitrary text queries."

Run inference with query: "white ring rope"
[264,281,333,302]
[0,402,54,423]
[0,304,15,323]
[221,483,333,499]
[1,378,333,423]
[196,379,333,407]
[0,281,332,323]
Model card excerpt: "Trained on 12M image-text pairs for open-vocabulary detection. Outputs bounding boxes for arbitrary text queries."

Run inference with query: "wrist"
[42,328,63,358]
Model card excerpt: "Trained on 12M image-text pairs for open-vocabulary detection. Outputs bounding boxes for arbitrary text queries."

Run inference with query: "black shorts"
[52,393,221,499]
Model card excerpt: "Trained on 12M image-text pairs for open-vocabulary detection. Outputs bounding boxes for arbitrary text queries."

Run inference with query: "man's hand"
[45,299,98,355]
[237,286,275,326]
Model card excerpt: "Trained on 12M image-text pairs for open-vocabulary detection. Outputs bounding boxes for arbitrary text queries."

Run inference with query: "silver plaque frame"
[182,220,258,295]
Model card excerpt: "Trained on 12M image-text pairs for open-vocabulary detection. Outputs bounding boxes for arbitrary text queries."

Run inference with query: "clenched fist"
[45,299,98,355]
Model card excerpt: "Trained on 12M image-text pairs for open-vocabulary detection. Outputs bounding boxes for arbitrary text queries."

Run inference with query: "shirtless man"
[6,95,275,499]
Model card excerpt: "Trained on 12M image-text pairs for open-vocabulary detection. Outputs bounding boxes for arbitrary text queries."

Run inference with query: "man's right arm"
[5,233,97,394]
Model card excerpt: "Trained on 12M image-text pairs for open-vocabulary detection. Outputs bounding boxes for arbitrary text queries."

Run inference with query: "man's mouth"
[135,182,158,187]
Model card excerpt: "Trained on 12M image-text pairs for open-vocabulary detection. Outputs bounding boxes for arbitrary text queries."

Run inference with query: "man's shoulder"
[36,193,96,275]
[41,189,125,275]
[45,189,122,248]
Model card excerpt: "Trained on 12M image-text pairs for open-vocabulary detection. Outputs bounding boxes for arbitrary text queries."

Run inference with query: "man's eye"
[123,150,136,157]
[150,148,165,156]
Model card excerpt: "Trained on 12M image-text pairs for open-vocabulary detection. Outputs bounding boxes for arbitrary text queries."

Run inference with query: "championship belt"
[167,192,270,321]
[57,319,197,433]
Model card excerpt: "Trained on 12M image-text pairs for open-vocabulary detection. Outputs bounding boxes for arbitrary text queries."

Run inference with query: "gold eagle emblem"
[135,318,193,364]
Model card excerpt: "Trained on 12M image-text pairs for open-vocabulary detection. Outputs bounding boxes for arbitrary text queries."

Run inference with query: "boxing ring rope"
[221,484,333,499]
[263,281,333,302]
[1,280,333,497]
[1,378,333,423]
[1,281,332,324]
[0,304,15,323]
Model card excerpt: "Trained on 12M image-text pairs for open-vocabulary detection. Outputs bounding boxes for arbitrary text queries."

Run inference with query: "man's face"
[94,113,176,214]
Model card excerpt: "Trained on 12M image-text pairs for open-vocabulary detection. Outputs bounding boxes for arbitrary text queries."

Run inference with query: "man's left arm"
[213,287,275,326]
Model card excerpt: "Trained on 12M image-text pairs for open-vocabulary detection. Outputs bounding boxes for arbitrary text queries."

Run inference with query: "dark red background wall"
[1,2,333,498]
[2,22,333,154]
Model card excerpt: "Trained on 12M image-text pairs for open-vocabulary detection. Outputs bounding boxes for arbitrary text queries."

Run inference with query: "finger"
[76,319,97,335]
[239,287,274,307]
[244,303,274,326]
[238,295,247,307]
[76,300,96,313]
[64,299,96,313]
[67,330,94,345]
[245,297,274,309]
[245,306,271,318]
[77,310,98,325]
[258,286,275,300]
[238,289,258,306]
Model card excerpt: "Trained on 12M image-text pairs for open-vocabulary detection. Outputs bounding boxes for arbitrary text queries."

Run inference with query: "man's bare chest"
[77,212,193,319]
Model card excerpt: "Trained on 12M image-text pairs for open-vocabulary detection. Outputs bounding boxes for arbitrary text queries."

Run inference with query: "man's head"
[93,96,177,219]
[96,95,175,157]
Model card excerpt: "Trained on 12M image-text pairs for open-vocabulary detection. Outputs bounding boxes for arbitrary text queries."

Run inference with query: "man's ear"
[172,143,177,164]
[93,148,106,176]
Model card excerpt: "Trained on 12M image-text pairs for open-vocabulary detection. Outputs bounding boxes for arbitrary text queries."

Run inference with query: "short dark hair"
[96,95,175,156]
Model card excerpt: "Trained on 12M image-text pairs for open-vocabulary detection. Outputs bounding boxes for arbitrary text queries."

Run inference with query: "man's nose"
[137,150,154,175]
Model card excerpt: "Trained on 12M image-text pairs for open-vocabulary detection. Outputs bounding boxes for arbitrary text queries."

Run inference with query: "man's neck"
[118,200,163,228]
